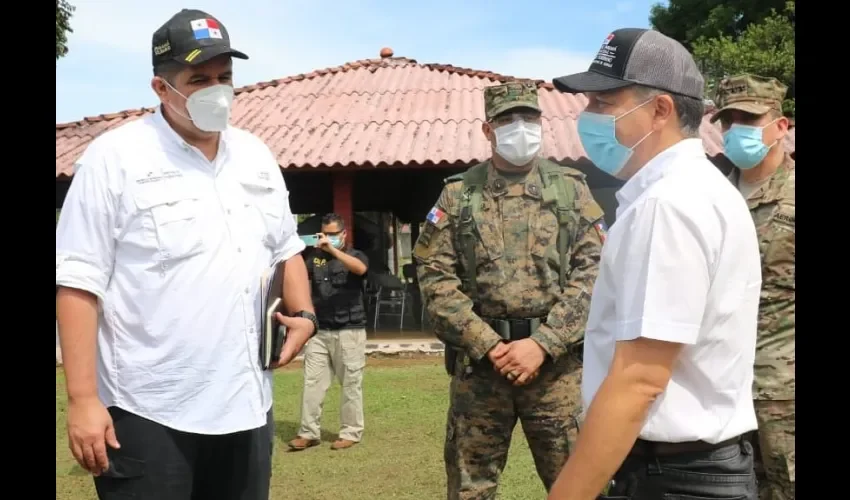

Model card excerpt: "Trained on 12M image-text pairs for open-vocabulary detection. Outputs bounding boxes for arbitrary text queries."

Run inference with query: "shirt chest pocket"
[238,177,283,249]
[329,265,350,286]
[134,188,205,261]
[530,210,559,264]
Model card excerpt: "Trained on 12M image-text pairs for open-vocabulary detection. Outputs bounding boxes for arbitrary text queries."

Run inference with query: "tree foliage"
[650,0,795,118]
[649,0,790,51]
[692,2,795,116]
[56,0,75,61]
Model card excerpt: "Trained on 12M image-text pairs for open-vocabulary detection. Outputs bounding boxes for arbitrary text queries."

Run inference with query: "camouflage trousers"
[444,353,582,500]
[754,400,795,500]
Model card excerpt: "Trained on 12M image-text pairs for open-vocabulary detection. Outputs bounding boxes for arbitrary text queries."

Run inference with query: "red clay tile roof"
[56,54,796,178]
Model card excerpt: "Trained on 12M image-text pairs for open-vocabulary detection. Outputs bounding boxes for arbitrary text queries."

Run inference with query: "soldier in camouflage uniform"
[413,82,605,500]
[711,74,795,500]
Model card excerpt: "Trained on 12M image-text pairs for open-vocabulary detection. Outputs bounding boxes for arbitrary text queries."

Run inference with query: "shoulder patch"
[426,206,446,225]
[594,220,608,244]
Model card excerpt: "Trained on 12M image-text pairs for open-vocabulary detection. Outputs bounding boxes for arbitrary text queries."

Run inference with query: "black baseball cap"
[151,9,248,68]
[552,28,704,100]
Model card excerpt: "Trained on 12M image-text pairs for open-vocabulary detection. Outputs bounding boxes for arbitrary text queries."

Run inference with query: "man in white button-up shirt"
[546,29,762,500]
[55,10,315,500]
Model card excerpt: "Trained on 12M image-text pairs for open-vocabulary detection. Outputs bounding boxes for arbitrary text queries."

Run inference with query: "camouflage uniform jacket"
[730,154,795,400]
[413,160,605,362]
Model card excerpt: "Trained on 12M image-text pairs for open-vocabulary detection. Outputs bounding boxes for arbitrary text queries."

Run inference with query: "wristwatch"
[293,310,319,337]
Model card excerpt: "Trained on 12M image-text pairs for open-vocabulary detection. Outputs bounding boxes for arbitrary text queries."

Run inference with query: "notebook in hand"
[260,259,287,370]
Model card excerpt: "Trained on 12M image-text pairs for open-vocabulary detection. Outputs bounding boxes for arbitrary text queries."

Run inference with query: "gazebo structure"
[56,47,796,273]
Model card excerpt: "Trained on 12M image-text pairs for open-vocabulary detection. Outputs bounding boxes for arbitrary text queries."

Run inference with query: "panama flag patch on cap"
[191,18,223,40]
[426,206,445,225]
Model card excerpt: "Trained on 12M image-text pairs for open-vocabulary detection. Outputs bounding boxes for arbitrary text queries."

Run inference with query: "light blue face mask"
[723,121,778,170]
[328,235,344,249]
[577,99,654,178]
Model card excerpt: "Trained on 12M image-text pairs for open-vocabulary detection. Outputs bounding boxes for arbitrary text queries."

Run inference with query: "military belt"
[482,317,545,341]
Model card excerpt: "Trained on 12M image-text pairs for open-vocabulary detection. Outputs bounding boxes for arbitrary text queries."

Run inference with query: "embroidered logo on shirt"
[426,206,445,226]
[135,169,183,185]
[257,171,270,181]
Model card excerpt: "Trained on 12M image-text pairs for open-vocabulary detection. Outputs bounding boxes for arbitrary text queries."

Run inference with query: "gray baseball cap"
[553,28,704,100]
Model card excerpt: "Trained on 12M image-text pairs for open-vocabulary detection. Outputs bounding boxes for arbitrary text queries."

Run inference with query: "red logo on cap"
[604,33,615,44]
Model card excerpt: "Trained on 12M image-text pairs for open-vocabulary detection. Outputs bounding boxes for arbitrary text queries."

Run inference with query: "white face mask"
[494,120,542,166]
[163,81,234,132]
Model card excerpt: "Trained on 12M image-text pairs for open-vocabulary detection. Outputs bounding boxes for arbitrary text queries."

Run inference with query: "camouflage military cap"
[483,82,542,121]
[710,74,788,123]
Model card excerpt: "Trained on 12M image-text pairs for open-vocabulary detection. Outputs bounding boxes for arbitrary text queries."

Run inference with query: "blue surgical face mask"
[328,235,344,249]
[723,121,779,170]
[577,99,654,178]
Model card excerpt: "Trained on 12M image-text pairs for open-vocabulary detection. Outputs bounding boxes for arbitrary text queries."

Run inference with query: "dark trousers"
[94,406,274,500]
[600,437,757,500]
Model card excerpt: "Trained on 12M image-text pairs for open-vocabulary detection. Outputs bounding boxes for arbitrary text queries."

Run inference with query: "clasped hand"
[488,339,546,386]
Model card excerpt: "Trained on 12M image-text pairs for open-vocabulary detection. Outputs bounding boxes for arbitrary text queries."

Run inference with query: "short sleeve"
[351,249,369,268]
[612,197,711,345]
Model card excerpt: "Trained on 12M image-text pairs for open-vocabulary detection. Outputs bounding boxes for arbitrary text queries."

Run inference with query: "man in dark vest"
[288,213,370,451]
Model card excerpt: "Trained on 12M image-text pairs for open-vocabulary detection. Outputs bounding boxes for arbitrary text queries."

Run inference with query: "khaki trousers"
[297,328,366,442]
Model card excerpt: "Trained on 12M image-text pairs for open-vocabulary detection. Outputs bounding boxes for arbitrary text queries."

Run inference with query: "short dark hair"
[633,86,704,137]
[153,61,184,84]
[321,213,345,230]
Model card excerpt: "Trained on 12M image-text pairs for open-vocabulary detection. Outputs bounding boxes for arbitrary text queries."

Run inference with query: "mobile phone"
[299,234,319,246]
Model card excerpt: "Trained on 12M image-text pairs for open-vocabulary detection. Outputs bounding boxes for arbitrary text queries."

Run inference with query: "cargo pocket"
[134,187,205,262]
[238,176,282,249]
[784,449,795,483]
[530,210,558,261]
[530,210,559,280]
[94,452,146,499]
[341,330,367,374]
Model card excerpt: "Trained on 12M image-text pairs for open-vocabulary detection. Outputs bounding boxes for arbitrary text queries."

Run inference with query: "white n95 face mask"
[494,120,543,166]
[163,81,234,133]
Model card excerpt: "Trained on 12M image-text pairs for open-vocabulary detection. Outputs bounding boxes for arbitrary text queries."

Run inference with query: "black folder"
[260,259,287,370]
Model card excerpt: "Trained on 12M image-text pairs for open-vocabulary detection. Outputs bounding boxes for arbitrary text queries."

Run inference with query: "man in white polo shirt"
[55,9,317,500]
[547,28,762,500]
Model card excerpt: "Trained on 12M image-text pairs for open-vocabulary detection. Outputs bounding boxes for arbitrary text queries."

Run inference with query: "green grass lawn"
[56,358,547,500]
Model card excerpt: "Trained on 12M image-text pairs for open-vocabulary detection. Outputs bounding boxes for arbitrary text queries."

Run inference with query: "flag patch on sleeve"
[594,220,608,244]
[426,206,445,225]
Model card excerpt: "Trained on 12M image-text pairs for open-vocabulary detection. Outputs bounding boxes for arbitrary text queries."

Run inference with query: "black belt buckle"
[484,317,542,341]
[508,319,531,340]
[487,318,511,340]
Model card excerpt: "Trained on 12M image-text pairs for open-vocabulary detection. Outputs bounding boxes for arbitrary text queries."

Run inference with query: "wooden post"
[410,222,420,247]
[332,172,355,246]
[391,214,399,276]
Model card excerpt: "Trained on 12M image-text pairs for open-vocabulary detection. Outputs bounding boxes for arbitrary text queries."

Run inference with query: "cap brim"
[178,45,249,66]
[489,103,542,120]
[552,70,633,94]
[709,102,772,123]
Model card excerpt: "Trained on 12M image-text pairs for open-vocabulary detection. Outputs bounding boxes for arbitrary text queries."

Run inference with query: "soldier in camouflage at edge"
[413,82,605,499]
[712,74,795,500]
